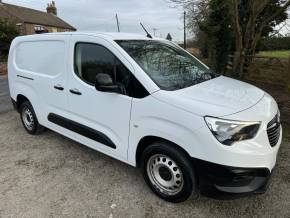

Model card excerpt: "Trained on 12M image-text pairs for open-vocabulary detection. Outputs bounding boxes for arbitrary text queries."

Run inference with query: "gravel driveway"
[0,76,289,217]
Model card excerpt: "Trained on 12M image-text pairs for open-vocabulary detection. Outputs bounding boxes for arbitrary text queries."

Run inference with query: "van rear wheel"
[20,101,44,134]
[141,141,197,203]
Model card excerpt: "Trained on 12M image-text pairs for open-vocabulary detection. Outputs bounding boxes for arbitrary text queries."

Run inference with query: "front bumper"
[188,93,281,198]
[192,158,273,199]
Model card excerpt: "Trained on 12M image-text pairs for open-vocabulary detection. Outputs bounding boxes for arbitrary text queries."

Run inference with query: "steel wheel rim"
[147,154,184,195]
[22,107,34,131]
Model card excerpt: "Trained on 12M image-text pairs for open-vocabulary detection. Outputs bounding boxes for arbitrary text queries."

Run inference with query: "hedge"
[258,37,290,51]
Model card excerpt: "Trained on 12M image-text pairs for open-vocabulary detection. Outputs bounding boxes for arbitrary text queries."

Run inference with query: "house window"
[34,25,47,34]
[16,23,23,35]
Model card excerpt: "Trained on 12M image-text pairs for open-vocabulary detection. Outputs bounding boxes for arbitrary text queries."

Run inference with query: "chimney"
[46,1,57,16]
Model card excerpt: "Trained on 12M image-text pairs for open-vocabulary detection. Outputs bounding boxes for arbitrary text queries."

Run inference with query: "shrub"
[0,18,19,57]
[258,37,290,51]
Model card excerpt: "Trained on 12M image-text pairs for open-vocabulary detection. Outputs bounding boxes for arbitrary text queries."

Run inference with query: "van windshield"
[116,40,219,91]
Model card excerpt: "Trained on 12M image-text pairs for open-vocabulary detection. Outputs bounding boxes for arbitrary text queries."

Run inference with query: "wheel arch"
[16,94,30,111]
[135,135,192,168]
[11,82,42,124]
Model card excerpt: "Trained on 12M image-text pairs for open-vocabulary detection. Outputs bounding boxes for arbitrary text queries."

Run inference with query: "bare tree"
[169,0,209,35]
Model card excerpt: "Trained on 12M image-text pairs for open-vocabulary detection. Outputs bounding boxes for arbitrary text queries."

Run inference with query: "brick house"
[0,0,76,35]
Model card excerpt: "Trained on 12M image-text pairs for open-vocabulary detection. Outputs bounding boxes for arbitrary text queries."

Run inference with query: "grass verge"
[258,50,290,58]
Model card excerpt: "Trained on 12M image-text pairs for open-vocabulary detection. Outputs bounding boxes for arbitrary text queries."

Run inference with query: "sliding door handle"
[54,84,64,91]
[69,88,82,95]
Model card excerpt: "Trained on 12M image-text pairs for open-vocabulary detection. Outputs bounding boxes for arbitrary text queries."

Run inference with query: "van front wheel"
[20,101,44,134]
[141,142,197,203]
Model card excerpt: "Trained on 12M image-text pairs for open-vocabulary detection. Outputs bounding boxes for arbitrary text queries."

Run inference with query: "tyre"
[141,141,197,203]
[20,101,45,134]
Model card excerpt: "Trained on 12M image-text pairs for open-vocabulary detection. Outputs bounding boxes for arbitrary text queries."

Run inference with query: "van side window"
[74,43,148,98]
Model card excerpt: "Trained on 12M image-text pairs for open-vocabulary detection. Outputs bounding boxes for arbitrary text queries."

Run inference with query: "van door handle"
[54,84,64,91]
[69,88,82,95]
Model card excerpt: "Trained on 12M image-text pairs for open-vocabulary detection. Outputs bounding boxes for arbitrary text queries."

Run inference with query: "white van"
[8,32,282,202]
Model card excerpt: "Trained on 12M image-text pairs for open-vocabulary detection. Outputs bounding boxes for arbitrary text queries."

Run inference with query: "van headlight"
[204,116,260,146]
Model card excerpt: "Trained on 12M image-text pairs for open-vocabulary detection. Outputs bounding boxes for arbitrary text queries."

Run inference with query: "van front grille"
[267,113,281,147]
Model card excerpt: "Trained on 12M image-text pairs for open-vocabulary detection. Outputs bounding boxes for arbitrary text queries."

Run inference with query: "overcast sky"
[4,0,185,41]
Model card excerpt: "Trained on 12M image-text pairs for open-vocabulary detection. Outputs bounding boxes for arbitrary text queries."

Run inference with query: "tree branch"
[259,0,290,32]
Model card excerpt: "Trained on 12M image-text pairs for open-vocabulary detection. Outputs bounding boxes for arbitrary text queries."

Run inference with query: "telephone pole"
[115,13,120,32]
[184,11,186,49]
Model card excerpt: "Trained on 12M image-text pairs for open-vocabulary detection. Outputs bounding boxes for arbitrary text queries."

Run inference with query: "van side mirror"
[95,73,120,93]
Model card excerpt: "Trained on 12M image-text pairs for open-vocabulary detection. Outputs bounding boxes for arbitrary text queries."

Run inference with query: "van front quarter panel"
[128,95,206,166]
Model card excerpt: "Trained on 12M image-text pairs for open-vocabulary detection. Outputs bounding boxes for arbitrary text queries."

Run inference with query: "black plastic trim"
[54,85,64,91]
[191,157,272,199]
[17,75,34,80]
[69,89,82,95]
[11,98,17,110]
[48,113,116,149]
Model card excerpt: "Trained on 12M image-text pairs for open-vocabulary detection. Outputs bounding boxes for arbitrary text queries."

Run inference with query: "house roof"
[0,3,76,30]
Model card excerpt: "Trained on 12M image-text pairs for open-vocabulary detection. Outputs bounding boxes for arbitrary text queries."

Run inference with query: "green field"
[258,50,290,58]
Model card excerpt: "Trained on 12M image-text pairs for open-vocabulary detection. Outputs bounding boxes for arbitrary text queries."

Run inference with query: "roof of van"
[16,31,165,41]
